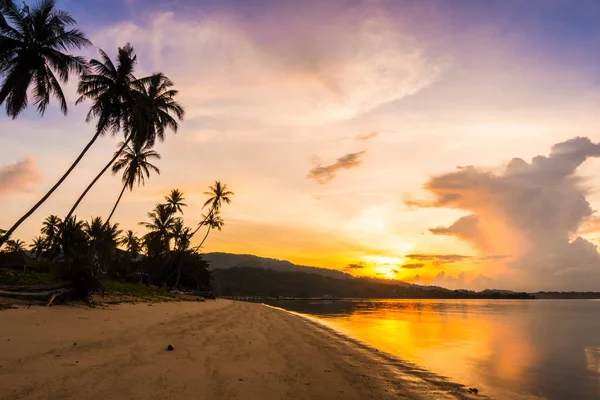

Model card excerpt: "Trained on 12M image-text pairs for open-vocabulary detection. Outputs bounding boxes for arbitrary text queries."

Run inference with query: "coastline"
[0,300,482,400]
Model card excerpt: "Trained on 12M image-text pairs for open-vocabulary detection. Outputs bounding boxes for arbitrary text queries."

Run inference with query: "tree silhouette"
[4,238,25,252]
[0,0,90,117]
[191,181,234,237]
[165,189,186,215]
[0,0,90,247]
[62,72,184,231]
[30,236,46,259]
[106,140,160,225]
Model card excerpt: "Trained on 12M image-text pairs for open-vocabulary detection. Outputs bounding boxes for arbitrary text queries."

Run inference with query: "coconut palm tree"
[30,236,46,259]
[0,0,14,29]
[0,0,90,117]
[139,203,176,256]
[172,223,193,288]
[62,72,184,229]
[0,1,90,247]
[120,230,141,259]
[194,210,224,251]
[191,182,233,237]
[105,141,161,225]
[165,189,186,215]
[5,238,25,252]
[41,215,61,242]
[84,217,121,273]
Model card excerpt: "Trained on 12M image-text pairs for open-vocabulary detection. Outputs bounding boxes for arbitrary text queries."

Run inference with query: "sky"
[2,0,600,291]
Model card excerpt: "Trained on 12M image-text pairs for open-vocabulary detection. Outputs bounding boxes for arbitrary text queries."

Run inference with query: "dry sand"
[0,300,482,400]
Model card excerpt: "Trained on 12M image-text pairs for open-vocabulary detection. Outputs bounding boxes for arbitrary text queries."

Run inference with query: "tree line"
[0,0,232,295]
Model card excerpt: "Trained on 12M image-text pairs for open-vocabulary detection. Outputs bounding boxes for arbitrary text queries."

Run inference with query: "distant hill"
[211,266,534,299]
[202,252,352,280]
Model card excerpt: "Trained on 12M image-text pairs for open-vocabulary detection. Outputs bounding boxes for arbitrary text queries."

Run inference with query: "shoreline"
[0,300,483,399]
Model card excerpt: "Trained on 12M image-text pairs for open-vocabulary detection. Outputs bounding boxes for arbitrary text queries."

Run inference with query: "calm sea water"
[264,299,600,400]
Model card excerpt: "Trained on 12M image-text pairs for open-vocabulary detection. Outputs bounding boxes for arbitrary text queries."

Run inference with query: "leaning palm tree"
[30,236,46,259]
[165,189,186,215]
[0,0,90,247]
[193,211,224,252]
[62,72,184,229]
[191,182,233,237]
[105,141,160,225]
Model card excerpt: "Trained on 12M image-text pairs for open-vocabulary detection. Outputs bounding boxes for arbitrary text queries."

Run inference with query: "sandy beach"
[0,300,481,400]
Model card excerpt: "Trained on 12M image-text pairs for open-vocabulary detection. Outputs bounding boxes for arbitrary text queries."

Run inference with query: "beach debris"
[167,344,175,351]
[467,387,479,394]
[73,342,77,346]
[238,378,244,382]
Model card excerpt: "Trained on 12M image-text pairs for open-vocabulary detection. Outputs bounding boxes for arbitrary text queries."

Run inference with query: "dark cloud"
[406,254,471,264]
[355,131,380,141]
[0,157,41,198]
[306,151,366,184]
[345,263,365,270]
[413,137,600,290]
[401,263,424,269]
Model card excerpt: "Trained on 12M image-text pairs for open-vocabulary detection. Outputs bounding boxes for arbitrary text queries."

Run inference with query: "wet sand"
[0,300,482,399]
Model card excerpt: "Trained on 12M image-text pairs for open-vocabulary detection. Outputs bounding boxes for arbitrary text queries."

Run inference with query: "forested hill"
[211,267,534,299]
[202,252,352,279]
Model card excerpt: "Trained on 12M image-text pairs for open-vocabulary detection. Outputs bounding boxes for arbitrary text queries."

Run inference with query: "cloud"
[429,271,466,289]
[355,131,380,141]
[413,137,600,290]
[0,157,41,198]
[401,263,424,269]
[90,8,448,126]
[306,151,366,184]
[345,263,365,270]
[405,253,471,264]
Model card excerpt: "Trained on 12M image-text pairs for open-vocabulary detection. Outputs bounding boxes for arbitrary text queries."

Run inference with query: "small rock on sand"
[167,344,175,351]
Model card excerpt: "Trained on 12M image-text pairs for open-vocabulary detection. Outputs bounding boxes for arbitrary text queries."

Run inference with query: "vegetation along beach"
[3,0,600,399]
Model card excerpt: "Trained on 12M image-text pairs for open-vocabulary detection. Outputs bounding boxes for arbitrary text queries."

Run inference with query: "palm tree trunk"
[105,183,127,226]
[59,137,132,240]
[193,225,212,253]
[0,131,102,248]
[174,257,183,288]
[190,207,213,238]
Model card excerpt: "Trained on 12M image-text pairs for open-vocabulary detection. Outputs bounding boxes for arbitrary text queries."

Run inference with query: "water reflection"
[264,299,600,400]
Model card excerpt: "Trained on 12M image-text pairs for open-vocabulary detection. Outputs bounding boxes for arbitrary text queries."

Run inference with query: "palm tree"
[0,0,90,117]
[59,216,88,260]
[120,230,141,259]
[191,182,233,237]
[194,211,224,251]
[0,228,9,249]
[139,203,176,255]
[165,189,186,215]
[5,238,25,252]
[62,72,184,229]
[0,1,90,247]
[41,215,61,242]
[0,0,14,29]
[105,141,160,225]
[172,223,193,288]
[84,217,121,272]
[30,236,46,259]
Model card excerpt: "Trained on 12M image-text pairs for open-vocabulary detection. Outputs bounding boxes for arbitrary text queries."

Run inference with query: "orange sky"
[2,0,600,290]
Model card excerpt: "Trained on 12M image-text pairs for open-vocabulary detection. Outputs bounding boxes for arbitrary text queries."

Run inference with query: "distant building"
[0,252,42,272]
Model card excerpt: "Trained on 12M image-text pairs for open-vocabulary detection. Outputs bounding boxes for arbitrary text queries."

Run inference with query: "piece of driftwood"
[0,288,72,301]
[0,281,72,292]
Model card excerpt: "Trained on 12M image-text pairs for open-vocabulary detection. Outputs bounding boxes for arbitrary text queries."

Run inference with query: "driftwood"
[0,288,73,305]
[0,281,72,292]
